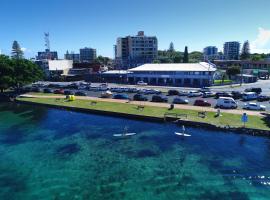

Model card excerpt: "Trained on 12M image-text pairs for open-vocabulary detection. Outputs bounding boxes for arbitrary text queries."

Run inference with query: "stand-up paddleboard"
[113,132,137,137]
[175,125,191,137]
[113,126,137,137]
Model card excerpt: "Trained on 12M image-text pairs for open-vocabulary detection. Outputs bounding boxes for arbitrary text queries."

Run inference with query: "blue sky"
[0,0,270,58]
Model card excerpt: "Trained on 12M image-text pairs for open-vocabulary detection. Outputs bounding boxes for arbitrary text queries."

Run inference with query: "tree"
[183,46,189,63]
[95,55,111,65]
[226,66,240,79]
[11,40,24,59]
[11,59,44,91]
[152,59,161,64]
[240,40,250,60]
[0,55,14,93]
[189,51,203,63]
[168,42,175,52]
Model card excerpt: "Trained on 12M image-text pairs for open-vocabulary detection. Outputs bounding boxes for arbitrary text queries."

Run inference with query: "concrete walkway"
[19,94,266,117]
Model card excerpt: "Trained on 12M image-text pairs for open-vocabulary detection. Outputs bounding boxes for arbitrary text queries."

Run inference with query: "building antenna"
[44,32,51,59]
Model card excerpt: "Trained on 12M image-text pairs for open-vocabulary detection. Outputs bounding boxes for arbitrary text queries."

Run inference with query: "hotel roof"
[128,62,216,72]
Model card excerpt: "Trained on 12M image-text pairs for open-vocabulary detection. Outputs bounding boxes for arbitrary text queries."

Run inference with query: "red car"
[194,99,211,107]
[54,89,65,94]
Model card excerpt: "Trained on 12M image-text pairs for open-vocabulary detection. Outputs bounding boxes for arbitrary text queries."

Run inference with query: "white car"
[188,91,202,97]
[137,81,148,86]
[243,102,266,111]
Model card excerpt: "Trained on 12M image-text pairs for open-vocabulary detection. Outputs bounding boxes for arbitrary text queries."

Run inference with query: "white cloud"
[21,47,27,52]
[250,27,270,53]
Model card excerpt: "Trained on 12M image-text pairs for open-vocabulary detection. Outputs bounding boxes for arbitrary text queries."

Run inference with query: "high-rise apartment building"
[115,31,158,69]
[203,46,218,61]
[80,47,96,63]
[223,41,240,60]
[64,51,80,63]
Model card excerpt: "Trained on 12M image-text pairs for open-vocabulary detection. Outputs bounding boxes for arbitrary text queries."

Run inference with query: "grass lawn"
[17,97,270,131]
[214,80,232,85]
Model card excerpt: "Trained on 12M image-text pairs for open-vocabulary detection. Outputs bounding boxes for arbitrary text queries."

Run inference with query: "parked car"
[137,81,148,86]
[113,94,129,100]
[243,102,266,111]
[151,95,168,102]
[188,91,202,97]
[168,89,179,96]
[194,99,211,107]
[54,89,65,94]
[133,94,148,101]
[75,91,87,96]
[22,86,32,93]
[99,83,108,88]
[199,87,211,93]
[173,97,189,104]
[31,87,41,92]
[202,91,215,98]
[215,92,232,99]
[43,88,53,93]
[242,92,258,101]
[100,91,112,98]
[257,95,270,102]
[216,97,237,109]
[244,87,262,94]
[178,91,188,96]
[64,90,75,95]
[231,91,242,99]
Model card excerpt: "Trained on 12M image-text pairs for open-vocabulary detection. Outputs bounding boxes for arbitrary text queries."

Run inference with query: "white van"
[216,97,237,109]
[242,92,258,101]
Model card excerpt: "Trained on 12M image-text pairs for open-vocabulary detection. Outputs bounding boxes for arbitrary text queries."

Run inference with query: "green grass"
[17,97,270,130]
[27,92,65,96]
[214,80,232,85]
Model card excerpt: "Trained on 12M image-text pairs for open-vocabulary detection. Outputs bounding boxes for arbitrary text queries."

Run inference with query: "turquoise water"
[0,103,270,200]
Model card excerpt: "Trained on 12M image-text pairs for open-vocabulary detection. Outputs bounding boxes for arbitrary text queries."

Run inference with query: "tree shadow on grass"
[260,113,270,129]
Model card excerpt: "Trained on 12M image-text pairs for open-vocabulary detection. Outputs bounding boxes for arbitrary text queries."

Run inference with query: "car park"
[133,94,148,101]
[54,89,64,94]
[188,91,202,97]
[75,91,87,96]
[194,99,211,107]
[137,81,148,86]
[168,89,179,96]
[216,97,237,109]
[173,97,189,104]
[151,95,168,102]
[113,94,129,100]
[243,102,266,111]
[242,92,258,101]
[43,88,53,93]
[257,95,270,102]
[202,91,215,98]
[244,87,262,94]
[64,90,75,95]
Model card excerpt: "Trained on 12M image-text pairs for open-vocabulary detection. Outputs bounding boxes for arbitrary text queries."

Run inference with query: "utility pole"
[44,32,51,60]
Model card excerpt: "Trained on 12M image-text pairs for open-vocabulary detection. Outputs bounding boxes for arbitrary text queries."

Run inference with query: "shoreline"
[15,97,270,137]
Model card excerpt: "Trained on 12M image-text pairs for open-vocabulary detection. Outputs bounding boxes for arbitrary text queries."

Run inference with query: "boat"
[175,125,191,137]
[113,126,137,138]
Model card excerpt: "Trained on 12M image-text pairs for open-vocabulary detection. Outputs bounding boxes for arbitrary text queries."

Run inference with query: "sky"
[0,0,270,58]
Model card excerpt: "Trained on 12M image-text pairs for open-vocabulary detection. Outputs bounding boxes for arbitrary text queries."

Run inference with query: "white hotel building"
[127,62,216,87]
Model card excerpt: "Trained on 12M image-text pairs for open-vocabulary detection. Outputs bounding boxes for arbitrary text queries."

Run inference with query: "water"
[0,103,270,200]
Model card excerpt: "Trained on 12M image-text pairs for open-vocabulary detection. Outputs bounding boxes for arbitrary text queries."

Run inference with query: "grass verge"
[16,97,270,131]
